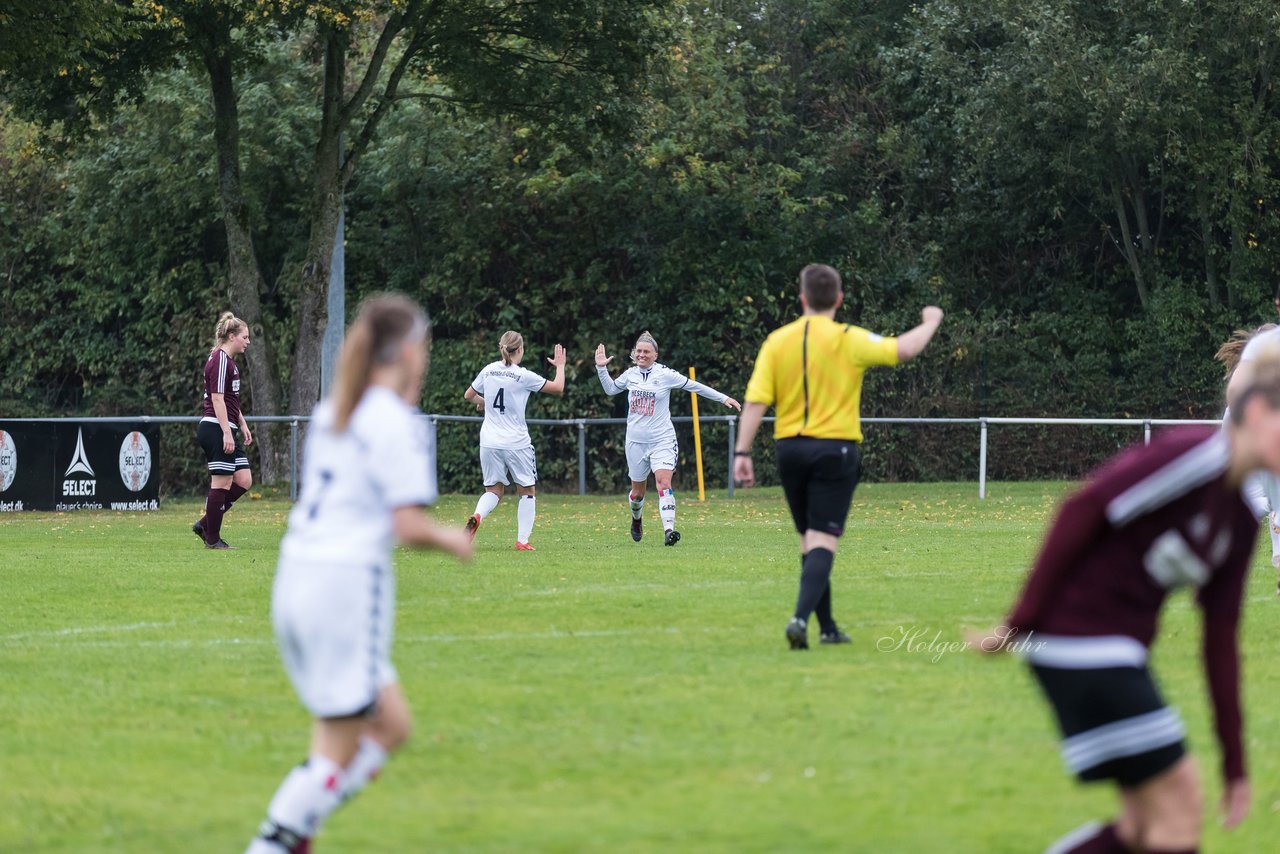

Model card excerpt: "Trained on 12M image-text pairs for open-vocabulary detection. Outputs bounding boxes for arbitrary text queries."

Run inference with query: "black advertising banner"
[0,421,161,512]
[0,423,56,512]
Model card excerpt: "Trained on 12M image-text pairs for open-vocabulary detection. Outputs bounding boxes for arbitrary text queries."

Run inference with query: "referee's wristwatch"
[734,450,752,458]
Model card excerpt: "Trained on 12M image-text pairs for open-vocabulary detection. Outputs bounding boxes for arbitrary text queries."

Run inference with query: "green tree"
[1,0,668,481]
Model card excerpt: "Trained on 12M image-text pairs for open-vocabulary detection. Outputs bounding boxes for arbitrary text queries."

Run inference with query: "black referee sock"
[801,555,838,633]
[814,583,836,635]
[794,548,834,624]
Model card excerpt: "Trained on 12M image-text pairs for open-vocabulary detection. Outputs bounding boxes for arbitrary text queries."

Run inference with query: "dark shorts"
[775,437,861,536]
[1031,664,1186,787]
[197,420,250,475]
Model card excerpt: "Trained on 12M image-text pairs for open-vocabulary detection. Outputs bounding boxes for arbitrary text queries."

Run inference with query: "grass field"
[4,482,1280,853]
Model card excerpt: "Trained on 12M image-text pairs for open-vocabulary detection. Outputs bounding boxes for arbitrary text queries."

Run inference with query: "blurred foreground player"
[245,295,471,854]
[1222,320,1280,582]
[969,346,1280,853]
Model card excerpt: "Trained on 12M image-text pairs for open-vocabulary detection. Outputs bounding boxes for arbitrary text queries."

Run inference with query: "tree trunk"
[1229,224,1246,311]
[1200,197,1220,305]
[1203,220,1221,305]
[288,33,346,420]
[202,33,287,483]
[1110,182,1149,308]
[1124,157,1155,255]
[290,176,341,419]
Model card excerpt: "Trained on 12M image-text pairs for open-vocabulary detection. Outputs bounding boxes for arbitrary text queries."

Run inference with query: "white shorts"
[481,445,537,487]
[272,557,397,718]
[626,438,678,482]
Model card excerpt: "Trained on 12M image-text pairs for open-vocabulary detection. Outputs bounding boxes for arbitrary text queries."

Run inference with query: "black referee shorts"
[1030,664,1186,787]
[776,437,861,536]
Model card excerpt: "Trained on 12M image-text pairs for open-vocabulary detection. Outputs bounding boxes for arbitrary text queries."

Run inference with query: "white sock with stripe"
[658,488,676,532]
[247,754,344,853]
[517,495,536,544]
[628,493,644,519]
[340,735,388,803]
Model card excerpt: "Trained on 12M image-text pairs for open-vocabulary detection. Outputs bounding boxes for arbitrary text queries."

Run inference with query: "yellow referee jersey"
[744,315,898,441]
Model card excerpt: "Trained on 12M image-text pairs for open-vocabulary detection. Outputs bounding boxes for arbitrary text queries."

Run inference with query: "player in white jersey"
[246,295,472,854]
[1223,321,1280,584]
[595,331,741,545]
[462,330,566,550]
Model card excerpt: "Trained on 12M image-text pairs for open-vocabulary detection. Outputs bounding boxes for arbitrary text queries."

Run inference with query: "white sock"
[474,491,500,520]
[517,495,536,544]
[658,488,676,532]
[340,735,389,803]
[246,755,344,852]
[628,493,644,520]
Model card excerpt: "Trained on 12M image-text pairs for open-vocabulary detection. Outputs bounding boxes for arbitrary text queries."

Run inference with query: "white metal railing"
[1,415,1223,500]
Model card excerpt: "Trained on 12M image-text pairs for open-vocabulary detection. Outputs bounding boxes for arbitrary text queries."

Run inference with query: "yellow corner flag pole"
[689,366,706,502]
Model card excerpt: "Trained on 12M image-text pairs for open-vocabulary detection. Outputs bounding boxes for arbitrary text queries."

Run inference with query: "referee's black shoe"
[820,629,852,645]
[664,529,681,547]
[192,520,205,542]
[786,617,809,650]
[631,516,643,542]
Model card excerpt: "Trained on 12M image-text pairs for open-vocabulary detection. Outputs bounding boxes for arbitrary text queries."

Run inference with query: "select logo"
[119,431,152,492]
[0,429,15,492]
[62,428,97,497]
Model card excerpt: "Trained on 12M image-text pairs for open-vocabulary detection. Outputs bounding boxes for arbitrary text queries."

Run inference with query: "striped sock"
[658,488,675,531]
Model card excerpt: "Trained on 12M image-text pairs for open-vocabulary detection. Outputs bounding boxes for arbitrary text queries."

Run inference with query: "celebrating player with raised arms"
[245,294,471,854]
[463,331,566,550]
[596,331,740,545]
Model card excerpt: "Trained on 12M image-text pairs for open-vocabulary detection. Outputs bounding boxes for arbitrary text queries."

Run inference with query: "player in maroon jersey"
[970,346,1280,854]
[195,311,254,549]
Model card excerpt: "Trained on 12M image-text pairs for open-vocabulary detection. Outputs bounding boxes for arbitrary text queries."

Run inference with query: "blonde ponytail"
[332,294,430,431]
[1217,324,1277,381]
[499,331,524,365]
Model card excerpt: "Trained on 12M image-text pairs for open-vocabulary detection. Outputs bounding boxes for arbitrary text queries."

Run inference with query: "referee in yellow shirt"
[733,264,943,650]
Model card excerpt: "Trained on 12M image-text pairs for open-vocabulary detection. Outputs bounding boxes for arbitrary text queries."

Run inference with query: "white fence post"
[727,418,736,498]
[978,418,988,500]
[577,420,587,496]
[289,419,300,501]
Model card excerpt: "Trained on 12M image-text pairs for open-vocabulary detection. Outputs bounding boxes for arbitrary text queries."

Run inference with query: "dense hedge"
[4,1,1277,496]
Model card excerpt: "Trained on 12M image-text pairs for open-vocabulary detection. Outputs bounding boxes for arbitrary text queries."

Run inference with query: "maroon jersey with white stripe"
[202,348,243,426]
[1007,426,1259,780]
